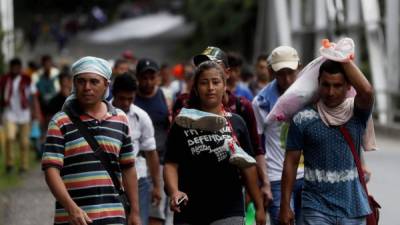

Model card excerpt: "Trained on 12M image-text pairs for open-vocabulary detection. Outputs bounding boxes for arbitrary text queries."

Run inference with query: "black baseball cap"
[136,58,159,75]
[193,46,228,67]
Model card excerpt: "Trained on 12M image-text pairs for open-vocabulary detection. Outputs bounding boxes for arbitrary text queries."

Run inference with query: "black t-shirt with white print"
[165,112,254,224]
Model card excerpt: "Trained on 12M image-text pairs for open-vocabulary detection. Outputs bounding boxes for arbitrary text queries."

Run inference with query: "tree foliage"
[181,0,257,59]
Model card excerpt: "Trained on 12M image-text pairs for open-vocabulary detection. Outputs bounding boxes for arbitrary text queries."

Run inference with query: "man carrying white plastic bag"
[267,37,377,152]
[279,38,378,225]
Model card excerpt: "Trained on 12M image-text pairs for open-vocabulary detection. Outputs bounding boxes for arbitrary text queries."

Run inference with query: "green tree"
[181,0,257,59]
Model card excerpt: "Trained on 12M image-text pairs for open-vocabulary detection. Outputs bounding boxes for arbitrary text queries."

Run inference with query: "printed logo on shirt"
[183,127,231,162]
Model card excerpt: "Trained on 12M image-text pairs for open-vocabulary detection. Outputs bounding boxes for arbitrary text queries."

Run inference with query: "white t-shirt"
[3,75,37,124]
[170,79,186,99]
[252,82,304,182]
[126,104,157,179]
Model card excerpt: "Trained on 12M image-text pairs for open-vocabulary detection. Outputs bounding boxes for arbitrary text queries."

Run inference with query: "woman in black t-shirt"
[164,61,266,225]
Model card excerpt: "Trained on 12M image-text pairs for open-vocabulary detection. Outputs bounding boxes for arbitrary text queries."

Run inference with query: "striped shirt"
[42,100,135,225]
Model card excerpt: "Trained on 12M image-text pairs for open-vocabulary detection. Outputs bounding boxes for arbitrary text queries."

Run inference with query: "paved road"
[0,168,54,225]
[0,132,398,225]
[364,133,400,225]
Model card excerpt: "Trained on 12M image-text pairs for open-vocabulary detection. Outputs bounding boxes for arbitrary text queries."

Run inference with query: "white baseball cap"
[269,46,300,71]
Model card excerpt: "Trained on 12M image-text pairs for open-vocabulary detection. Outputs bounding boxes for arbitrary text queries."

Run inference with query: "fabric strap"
[339,126,369,194]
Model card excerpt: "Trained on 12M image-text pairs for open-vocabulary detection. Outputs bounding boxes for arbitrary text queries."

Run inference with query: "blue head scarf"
[64,56,112,105]
[71,56,112,80]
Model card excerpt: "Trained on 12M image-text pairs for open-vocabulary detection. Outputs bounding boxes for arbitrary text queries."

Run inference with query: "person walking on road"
[252,46,304,225]
[172,47,271,209]
[134,58,172,225]
[0,57,41,174]
[280,60,374,225]
[112,73,162,225]
[164,61,266,225]
[42,56,141,225]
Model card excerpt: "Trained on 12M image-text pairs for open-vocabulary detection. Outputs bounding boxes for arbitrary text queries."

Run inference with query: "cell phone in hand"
[177,196,187,207]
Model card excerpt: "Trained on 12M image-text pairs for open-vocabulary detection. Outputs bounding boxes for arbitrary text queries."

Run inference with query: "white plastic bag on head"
[320,38,355,62]
[266,56,326,123]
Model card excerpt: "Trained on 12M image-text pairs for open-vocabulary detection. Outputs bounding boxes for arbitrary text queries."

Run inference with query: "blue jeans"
[302,208,366,225]
[268,178,303,225]
[138,177,151,225]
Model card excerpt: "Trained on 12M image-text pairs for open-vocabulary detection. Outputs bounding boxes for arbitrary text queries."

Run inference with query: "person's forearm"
[45,167,78,212]
[122,167,140,215]
[255,155,270,187]
[163,163,179,195]
[342,61,374,107]
[342,61,372,93]
[145,150,161,188]
[281,151,301,209]
[242,166,264,210]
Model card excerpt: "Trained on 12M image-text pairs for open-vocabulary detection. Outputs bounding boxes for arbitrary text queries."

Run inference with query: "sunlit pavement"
[365,133,400,225]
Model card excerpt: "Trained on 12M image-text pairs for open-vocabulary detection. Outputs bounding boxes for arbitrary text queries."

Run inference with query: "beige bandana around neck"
[317,97,377,151]
[317,98,354,126]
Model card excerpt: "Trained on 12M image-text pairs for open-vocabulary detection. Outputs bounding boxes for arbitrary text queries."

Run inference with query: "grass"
[0,130,40,192]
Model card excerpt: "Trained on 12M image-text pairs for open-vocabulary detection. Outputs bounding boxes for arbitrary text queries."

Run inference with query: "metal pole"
[385,0,400,92]
[290,0,302,53]
[273,0,292,46]
[315,0,328,56]
[360,0,389,124]
[346,0,362,65]
[267,0,277,51]
[0,0,14,64]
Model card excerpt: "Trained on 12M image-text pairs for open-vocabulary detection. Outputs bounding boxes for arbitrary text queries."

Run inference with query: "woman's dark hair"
[318,60,348,82]
[187,61,225,109]
[112,72,138,95]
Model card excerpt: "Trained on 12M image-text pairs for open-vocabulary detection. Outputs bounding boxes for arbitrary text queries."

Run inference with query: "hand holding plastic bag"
[320,38,355,62]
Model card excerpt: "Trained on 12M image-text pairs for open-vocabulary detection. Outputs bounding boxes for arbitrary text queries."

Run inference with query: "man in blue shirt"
[252,46,304,225]
[280,59,374,225]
